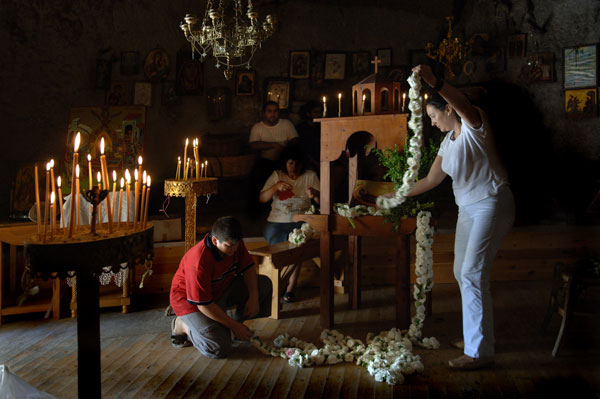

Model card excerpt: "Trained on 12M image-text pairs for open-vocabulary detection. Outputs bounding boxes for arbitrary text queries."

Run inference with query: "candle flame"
[87,153,91,161]
[185,138,189,145]
[100,137,105,155]
[50,192,55,204]
[97,171,101,182]
[125,169,131,182]
[120,177,124,188]
[76,164,80,177]
[147,175,151,187]
[49,159,54,168]
[46,162,50,171]
[57,176,61,187]
[134,169,139,181]
[322,96,326,102]
[74,132,81,152]
[424,93,428,101]
[138,156,143,165]
[178,156,181,163]
[143,170,147,182]
[112,170,117,182]
[402,92,406,99]
[338,93,342,99]
[362,94,366,100]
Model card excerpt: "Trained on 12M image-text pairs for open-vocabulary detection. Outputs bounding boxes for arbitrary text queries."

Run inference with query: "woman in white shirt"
[407,64,515,369]
[259,148,320,303]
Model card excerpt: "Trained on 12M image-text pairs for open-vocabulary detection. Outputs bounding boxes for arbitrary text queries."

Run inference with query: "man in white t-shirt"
[247,101,299,214]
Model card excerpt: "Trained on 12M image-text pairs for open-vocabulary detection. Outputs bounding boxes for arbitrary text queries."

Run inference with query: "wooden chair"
[542,262,600,356]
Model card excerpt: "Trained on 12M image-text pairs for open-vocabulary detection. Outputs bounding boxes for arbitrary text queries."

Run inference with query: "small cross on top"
[371,55,382,74]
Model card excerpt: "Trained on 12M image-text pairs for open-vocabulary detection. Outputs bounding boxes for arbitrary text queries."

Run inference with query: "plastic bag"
[0,365,55,399]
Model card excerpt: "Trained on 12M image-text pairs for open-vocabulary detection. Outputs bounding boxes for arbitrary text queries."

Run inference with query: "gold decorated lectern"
[164,178,218,252]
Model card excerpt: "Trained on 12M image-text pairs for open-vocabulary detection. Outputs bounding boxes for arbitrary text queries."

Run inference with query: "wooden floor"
[0,281,599,398]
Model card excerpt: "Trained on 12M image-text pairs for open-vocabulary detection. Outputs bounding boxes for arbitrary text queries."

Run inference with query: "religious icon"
[176,50,203,95]
[265,78,292,109]
[289,51,310,79]
[376,48,392,67]
[565,87,597,119]
[324,53,346,80]
[235,70,255,96]
[207,87,232,120]
[133,82,152,107]
[120,51,140,76]
[528,52,555,83]
[144,48,170,82]
[507,34,526,58]
[352,52,370,75]
[563,44,597,89]
[106,81,132,106]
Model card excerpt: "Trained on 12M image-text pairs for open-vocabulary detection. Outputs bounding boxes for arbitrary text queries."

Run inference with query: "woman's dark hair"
[279,145,306,175]
[211,216,243,243]
[424,91,447,111]
[299,100,322,120]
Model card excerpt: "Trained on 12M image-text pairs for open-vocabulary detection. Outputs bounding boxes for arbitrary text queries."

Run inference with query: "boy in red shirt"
[170,216,272,358]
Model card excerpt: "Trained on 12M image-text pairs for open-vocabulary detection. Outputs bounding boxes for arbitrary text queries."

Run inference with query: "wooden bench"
[249,238,346,320]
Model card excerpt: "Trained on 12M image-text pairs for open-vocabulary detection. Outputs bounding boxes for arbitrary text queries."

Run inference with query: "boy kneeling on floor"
[169,216,272,358]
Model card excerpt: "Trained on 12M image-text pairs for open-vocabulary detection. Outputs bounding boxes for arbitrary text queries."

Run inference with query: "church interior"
[1,0,599,397]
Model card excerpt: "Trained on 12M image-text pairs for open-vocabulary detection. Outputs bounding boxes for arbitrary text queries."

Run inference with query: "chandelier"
[180,0,277,80]
[425,16,471,79]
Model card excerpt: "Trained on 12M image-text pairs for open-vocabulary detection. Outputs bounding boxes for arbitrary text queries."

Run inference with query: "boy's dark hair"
[211,216,243,243]
[263,100,279,112]
[299,100,322,119]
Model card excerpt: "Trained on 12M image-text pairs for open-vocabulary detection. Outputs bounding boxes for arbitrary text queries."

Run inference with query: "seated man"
[169,216,272,358]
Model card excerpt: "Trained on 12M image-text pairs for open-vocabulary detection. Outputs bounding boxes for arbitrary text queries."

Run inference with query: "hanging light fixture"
[180,0,277,80]
[425,16,471,79]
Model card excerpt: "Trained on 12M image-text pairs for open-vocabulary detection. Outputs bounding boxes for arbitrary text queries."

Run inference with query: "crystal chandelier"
[180,0,277,80]
[425,16,471,79]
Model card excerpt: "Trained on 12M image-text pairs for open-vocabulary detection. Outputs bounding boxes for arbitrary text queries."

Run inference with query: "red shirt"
[169,234,255,316]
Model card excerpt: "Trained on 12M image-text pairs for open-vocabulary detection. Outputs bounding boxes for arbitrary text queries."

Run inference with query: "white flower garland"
[376,71,423,210]
[288,222,319,245]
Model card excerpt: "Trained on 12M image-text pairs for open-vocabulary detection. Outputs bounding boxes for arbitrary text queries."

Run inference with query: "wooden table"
[24,226,153,399]
[294,214,416,329]
[0,223,60,325]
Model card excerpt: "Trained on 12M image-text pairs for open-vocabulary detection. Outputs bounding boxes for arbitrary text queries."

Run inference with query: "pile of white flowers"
[252,328,425,385]
[288,222,318,245]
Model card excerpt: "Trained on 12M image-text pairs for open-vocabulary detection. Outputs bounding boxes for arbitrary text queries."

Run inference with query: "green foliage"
[371,136,442,230]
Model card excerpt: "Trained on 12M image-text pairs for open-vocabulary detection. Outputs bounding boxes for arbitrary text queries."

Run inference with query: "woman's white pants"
[454,188,515,358]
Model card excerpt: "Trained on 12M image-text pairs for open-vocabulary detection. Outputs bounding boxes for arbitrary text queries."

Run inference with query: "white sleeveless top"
[437,107,509,206]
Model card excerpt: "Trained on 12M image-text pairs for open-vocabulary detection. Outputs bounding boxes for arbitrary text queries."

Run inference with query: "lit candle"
[87,154,93,190]
[142,175,151,228]
[117,177,124,231]
[424,93,428,102]
[176,157,181,180]
[49,159,56,208]
[194,139,199,180]
[97,171,103,226]
[200,163,204,179]
[69,132,80,238]
[100,138,113,232]
[43,162,50,243]
[76,165,80,229]
[125,169,131,228]
[34,164,41,238]
[133,169,139,230]
[138,170,147,231]
[134,156,143,230]
[185,158,190,179]
[338,93,342,117]
[402,92,407,112]
[361,94,366,115]
[195,160,199,181]
[183,138,189,178]
[322,96,327,117]
[111,170,117,220]
[50,192,56,238]
[57,176,65,232]
[204,160,208,178]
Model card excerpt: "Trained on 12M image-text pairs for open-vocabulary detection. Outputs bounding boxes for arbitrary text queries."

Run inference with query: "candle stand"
[24,226,154,399]
[164,178,218,252]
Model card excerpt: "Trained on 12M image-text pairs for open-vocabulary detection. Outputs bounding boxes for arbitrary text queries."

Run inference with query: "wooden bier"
[312,114,411,329]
